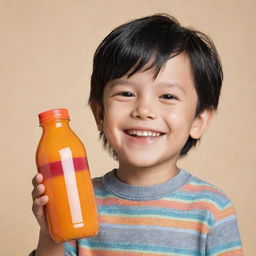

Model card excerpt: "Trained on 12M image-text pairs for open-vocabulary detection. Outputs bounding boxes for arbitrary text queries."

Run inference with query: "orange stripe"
[216,206,235,220]
[181,184,225,196]
[80,248,170,256]
[219,249,244,256]
[96,198,221,217]
[99,215,210,234]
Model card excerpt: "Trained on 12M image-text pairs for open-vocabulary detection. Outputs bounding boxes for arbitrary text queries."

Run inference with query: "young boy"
[31,14,243,255]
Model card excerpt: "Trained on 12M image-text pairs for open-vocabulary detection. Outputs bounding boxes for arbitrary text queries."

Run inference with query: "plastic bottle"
[36,108,99,242]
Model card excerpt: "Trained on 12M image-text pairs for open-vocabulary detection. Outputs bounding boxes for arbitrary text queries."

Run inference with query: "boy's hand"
[31,173,49,235]
[31,173,65,256]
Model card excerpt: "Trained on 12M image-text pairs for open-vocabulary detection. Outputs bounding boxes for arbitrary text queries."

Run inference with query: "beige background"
[0,0,255,255]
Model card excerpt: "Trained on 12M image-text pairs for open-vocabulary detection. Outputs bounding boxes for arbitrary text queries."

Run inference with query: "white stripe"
[59,147,84,227]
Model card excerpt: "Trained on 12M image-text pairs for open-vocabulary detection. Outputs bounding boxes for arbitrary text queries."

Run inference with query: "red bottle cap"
[38,108,70,124]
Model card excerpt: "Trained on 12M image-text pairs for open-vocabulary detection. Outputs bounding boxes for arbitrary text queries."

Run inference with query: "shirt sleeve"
[64,240,78,256]
[206,203,243,256]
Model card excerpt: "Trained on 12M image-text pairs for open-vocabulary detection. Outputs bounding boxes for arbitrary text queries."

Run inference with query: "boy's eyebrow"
[109,79,134,87]
[158,82,186,94]
[110,79,186,94]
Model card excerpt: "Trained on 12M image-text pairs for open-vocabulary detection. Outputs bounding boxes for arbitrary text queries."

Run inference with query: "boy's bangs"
[105,24,184,82]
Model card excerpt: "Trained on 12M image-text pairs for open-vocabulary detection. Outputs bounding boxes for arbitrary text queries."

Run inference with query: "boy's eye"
[160,94,177,100]
[117,91,135,97]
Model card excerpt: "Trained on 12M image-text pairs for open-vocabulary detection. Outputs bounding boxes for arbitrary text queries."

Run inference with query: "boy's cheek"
[166,112,186,126]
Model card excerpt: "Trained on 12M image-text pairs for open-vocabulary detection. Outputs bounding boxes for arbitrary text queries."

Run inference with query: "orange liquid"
[36,120,99,242]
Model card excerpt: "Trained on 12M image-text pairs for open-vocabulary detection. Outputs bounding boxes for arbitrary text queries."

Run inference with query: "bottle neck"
[40,119,70,132]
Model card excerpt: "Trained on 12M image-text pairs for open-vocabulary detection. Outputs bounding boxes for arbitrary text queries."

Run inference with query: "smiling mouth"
[124,129,165,137]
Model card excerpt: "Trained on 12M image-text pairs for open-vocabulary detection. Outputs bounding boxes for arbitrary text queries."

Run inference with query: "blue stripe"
[177,189,228,200]
[64,242,76,255]
[94,189,113,197]
[168,192,230,207]
[98,206,214,226]
[189,178,217,187]
[98,204,213,216]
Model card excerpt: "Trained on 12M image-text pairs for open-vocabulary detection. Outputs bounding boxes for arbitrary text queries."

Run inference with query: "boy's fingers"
[31,184,45,200]
[32,196,48,213]
[32,173,43,187]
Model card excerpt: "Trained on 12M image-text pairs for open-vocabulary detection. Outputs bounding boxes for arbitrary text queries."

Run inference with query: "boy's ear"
[189,109,214,139]
[90,100,104,132]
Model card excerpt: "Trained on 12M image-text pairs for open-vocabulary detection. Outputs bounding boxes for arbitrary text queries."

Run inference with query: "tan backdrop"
[0,0,255,255]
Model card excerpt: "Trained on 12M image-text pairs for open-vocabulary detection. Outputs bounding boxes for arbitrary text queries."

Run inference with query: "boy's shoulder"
[179,172,234,213]
[183,173,228,196]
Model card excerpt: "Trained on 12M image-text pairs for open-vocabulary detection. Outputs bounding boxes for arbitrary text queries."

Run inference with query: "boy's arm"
[206,203,243,255]
[34,229,64,256]
[29,230,78,256]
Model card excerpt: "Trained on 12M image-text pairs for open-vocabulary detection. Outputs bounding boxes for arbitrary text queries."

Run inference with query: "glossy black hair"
[89,14,223,158]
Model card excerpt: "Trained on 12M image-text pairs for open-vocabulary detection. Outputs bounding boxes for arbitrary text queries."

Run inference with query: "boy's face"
[92,53,212,171]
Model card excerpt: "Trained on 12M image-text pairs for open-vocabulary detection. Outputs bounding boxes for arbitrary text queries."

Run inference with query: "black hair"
[89,14,223,158]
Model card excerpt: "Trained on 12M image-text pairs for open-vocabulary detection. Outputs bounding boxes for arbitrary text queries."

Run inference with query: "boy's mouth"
[124,129,165,137]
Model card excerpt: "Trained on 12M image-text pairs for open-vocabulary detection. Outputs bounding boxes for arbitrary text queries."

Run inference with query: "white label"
[59,147,84,228]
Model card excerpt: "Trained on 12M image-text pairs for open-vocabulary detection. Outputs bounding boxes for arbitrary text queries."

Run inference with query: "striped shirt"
[64,169,243,256]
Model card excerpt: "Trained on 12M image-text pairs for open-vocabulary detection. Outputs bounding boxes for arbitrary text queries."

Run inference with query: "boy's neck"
[115,165,180,186]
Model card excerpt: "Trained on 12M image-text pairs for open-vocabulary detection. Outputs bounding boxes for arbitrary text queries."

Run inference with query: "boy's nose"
[131,100,157,120]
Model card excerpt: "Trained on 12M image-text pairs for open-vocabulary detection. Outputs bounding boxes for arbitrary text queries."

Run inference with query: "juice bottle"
[36,108,99,242]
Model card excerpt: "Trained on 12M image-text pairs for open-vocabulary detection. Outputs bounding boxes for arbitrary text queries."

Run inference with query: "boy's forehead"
[108,53,193,89]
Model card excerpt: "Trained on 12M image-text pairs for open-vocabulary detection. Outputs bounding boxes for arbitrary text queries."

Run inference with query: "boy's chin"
[118,149,184,171]
[118,154,169,169]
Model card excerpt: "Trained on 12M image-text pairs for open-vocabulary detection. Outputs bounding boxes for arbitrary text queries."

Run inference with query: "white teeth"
[127,130,161,137]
